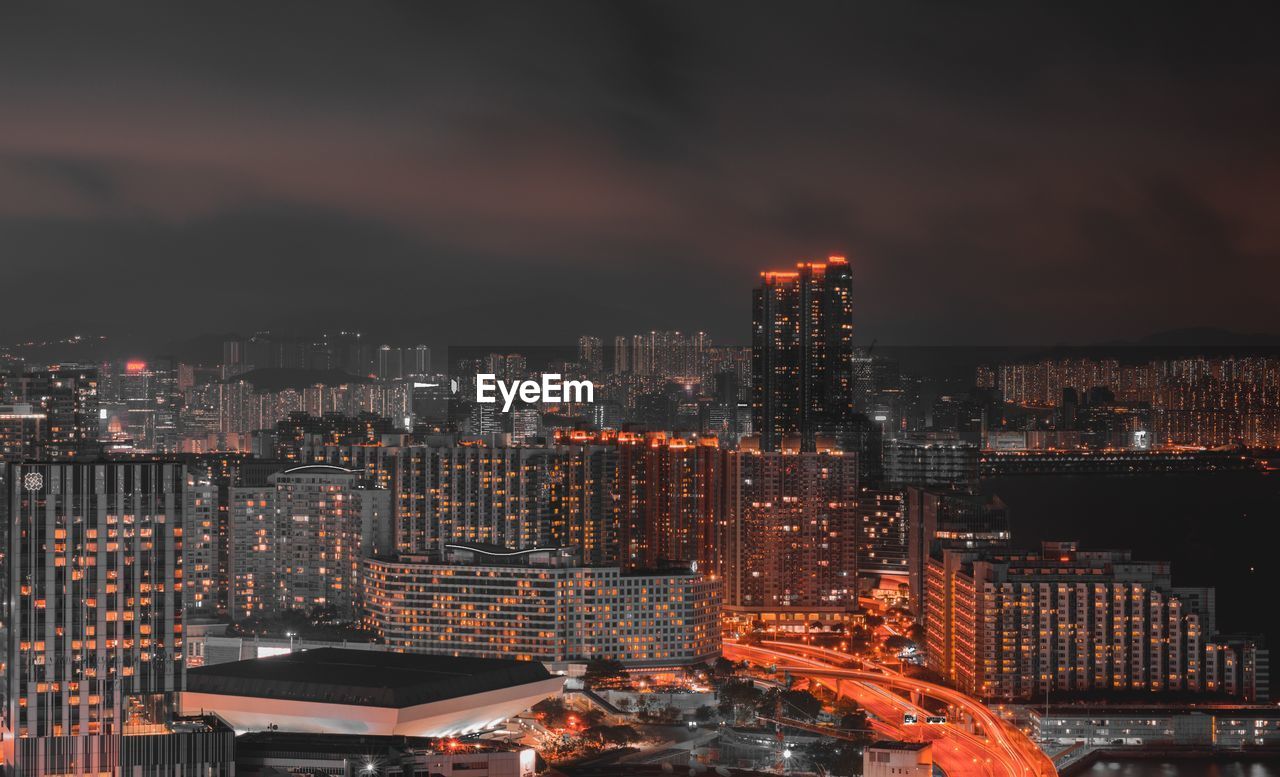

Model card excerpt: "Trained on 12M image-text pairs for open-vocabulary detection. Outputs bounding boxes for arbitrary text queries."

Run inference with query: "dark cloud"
[0,2,1278,349]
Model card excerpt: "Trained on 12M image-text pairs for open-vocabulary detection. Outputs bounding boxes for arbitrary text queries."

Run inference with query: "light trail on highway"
[724,639,1056,777]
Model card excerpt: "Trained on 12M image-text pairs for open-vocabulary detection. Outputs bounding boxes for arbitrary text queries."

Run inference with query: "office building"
[2,461,234,775]
[364,545,721,670]
[0,403,46,461]
[15,366,100,459]
[858,488,907,576]
[883,435,980,490]
[751,256,855,453]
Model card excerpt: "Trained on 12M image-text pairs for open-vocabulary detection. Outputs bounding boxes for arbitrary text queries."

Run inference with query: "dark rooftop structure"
[867,740,931,751]
[185,647,553,708]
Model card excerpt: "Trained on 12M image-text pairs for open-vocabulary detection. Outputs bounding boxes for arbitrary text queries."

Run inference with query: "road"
[724,639,1056,777]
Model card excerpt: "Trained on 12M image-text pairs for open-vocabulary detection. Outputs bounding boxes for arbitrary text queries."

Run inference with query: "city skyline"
[2,5,1279,776]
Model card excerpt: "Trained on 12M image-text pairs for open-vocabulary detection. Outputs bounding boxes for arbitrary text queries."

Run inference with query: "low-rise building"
[364,544,721,670]
[234,732,536,777]
[864,741,932,777]
[1030,705,1280,748]
[181,648,564,738]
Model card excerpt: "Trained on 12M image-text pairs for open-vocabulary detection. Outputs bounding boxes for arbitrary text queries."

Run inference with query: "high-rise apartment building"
[722,448,860,629]
[613,433,727,570]
[578,336,603,374]
[2,461,234,775]
[752,256,855,453]
[406,345,432,376]
[924,541,1267,702]
[228,465,391,621]
[376,345,404,382]
[905,486,1010,616]
[181,478,220,618]
[394,443,562,555]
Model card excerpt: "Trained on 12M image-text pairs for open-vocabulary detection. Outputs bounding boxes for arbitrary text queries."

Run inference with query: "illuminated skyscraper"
[752,256,855,453]
[376,345,403,382]
[2,461,233,775]
[406,344,432,376]
[578,335,603,374]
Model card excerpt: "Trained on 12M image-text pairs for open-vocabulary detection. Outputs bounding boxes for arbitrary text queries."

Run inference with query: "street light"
[286,631,297,651]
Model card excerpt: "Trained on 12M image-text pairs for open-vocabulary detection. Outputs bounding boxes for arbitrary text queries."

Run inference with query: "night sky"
[2,3,1279,350]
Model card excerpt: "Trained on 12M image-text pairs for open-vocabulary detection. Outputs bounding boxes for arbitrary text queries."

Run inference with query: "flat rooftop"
[868,740,931,751]
[186,647,553,708]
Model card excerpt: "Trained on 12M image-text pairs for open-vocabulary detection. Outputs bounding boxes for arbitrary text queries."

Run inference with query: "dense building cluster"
[0,255,1274,775]
[993,356,1280,448]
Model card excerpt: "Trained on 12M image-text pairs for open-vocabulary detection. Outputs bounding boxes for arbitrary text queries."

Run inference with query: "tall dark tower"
[752,256,855,452]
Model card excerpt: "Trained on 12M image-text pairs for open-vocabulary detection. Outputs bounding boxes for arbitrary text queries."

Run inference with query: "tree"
[839,710,870,731]
[885,635,914,651]
[532,697,571,728]
[584,658,627,683]
[695,705,716,721]
[709,657,737,678]
[718,678,762,715]
[582,724,639,747]
[806,739,863,776]
[778,689,822,721]
[864,614,885,629]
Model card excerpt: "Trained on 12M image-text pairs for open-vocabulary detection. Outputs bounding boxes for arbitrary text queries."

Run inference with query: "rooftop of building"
[185,647,555,708]
[1029,705,1280,718]
[867,740,931,751]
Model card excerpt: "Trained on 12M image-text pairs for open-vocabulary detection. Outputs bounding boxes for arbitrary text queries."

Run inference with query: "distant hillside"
[225,367,374,393]
[1133,327,1280,347]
